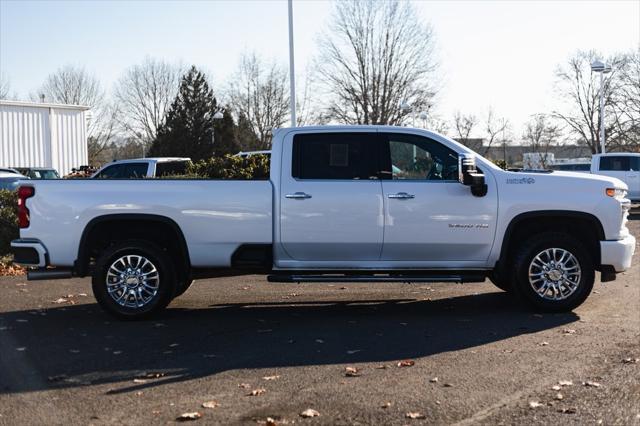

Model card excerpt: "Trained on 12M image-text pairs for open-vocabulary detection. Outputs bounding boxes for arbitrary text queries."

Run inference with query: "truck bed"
[22,179,273,267]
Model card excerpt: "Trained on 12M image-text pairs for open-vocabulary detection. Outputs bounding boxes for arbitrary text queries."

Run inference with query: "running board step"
[267,273,486,283]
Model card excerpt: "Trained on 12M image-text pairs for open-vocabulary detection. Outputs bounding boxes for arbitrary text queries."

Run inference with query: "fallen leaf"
[405,412,425,419]
[562,328,576,335]
[248,388,266,396]
[52,298,68,304]
[529,401,544,409]
[133,379,147,384]
[558,380,573,386]
[344,366,361,377]
[539,341,549,346]
[584,381,601,388]
[555,393,564,400]
[443,383,454,388]
[397,360,415,368]
[381,402,391,409]
[375,365,388,370]
[176,412,202,421]
[551,385,561,391]
[299,409,319,418]
[557,407,577,414]
[262,375,280,381]
[622,358,639,364]
[429,377,439,383]
[238,383,251,389]
[202,401,219,409]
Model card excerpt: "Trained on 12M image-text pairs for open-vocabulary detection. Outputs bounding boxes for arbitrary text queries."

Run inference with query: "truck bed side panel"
[21,180,273,268]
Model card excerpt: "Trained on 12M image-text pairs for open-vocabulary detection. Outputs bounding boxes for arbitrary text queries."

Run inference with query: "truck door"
[598,156,640,200]
[279,132,384,261]
[379,132,498,264]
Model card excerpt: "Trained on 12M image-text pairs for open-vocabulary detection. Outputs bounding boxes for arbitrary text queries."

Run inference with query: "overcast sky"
[1,0,638,136]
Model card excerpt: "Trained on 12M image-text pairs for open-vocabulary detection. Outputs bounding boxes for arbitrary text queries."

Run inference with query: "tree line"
[1,0,638,166]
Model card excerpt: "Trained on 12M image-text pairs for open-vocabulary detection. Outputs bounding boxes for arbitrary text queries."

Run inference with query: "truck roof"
[592,152,640,158]
[109,157,191,164]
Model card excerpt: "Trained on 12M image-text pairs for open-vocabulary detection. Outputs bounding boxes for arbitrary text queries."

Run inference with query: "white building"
[0,100,90,176]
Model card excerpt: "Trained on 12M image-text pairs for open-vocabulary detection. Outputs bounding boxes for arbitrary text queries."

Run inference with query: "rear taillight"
[17,186,35,229]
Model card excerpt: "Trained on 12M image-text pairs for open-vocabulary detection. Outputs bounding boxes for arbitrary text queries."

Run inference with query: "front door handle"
[388,192,415,199]
[285,192,312,199]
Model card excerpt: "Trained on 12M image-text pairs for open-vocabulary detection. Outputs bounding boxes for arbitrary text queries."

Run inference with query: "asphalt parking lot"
[1,215,639,425]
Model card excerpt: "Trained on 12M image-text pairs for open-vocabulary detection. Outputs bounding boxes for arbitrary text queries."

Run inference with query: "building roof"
[0,99,91,111]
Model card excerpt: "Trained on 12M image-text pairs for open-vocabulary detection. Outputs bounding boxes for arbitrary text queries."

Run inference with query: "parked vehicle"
[91,158,190,179]
[0,171,27,191]
[591,153,640,202]
[0,168,21,175]
[13,167,59,179]
[550,162,591,172]
[11,126,635,319]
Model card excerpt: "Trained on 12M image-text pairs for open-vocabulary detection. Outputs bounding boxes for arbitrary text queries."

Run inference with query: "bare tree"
[452,111,481,151]
[553,50,627,154]
[522,114,562,169]
[87,103,120,165]
[317,0,438,125]
[0,73,10,99]
[113,57,182,144]
[227,52,290,150]
[483,108,509,156]
[34,65,103,106]
[610,50,640,150]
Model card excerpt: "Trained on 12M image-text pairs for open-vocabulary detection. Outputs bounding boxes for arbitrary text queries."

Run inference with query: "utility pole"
[288,0,296,127]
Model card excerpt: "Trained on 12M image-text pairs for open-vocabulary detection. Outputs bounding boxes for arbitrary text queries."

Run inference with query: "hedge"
[184,154,270,179]
[0,190,18,256]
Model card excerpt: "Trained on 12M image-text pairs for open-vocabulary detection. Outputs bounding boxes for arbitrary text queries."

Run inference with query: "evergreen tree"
[235,112,261,151]
[149,66,218,161]
[213,108,240,156]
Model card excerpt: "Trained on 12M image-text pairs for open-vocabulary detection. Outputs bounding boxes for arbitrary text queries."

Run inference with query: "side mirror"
[458,153,487,197]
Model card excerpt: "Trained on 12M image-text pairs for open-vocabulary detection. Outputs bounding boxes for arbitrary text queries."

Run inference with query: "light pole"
[591,60,612,154]
[212,111,224,146]
[288,0,296,127]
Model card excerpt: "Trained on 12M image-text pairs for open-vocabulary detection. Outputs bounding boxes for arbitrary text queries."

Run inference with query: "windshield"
[29,169,59,179]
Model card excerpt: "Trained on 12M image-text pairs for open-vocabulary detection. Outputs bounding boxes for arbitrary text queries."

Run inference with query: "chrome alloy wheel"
[528,248,582,301]
[106,255,160,308]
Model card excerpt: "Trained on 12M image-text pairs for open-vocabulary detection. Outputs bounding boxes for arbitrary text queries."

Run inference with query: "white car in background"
[91,158,190,179]
[591,153,640,202]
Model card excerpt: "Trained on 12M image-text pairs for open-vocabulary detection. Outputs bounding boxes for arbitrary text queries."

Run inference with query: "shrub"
[185,154,270,179]
[0,190,18,256]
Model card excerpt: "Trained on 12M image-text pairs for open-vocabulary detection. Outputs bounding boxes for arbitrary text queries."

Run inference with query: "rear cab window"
[291,133,379,180]
[600,156,631,171]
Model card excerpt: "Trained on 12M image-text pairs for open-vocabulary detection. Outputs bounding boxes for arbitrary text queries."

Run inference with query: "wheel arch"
[495,210,605,278]
[76,214,191,278]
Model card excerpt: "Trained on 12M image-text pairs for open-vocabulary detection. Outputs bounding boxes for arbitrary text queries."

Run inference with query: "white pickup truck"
[11,126,636,319]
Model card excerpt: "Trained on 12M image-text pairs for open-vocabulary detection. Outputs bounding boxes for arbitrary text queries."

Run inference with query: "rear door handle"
[388,192,415,199]
[285,192,312,199]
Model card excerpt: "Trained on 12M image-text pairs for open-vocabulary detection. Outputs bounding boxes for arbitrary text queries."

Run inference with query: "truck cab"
[591,153,640,201]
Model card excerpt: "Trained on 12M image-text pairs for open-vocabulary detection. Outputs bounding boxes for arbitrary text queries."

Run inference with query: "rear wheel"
[512,232,594,312]
[92,240,176,319]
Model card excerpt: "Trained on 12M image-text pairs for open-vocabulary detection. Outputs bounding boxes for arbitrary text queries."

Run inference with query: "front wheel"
[92,240,176,319]
[512,232,594,312]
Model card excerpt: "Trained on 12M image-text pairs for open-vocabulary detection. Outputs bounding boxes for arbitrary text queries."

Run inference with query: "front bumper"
[10,239,48,267]
[600,234,636,272]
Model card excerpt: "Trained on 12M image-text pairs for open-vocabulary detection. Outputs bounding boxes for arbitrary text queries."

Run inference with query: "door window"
[600,156,631,171]
[381,133,459,181]
[95,164,125,178]
[292,133,379,180]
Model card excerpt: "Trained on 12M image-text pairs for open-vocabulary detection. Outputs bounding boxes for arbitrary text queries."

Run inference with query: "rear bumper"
[600,234,636,272]
[10,239,48,267]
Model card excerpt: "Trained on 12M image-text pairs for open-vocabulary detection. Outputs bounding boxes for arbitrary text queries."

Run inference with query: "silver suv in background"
[91,158,190,179]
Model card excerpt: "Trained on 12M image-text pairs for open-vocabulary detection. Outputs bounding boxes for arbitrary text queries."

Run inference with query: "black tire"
[173,279,195,298]
[512,232,594,312]
[489,273,511,292]
[92,240,176,320]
